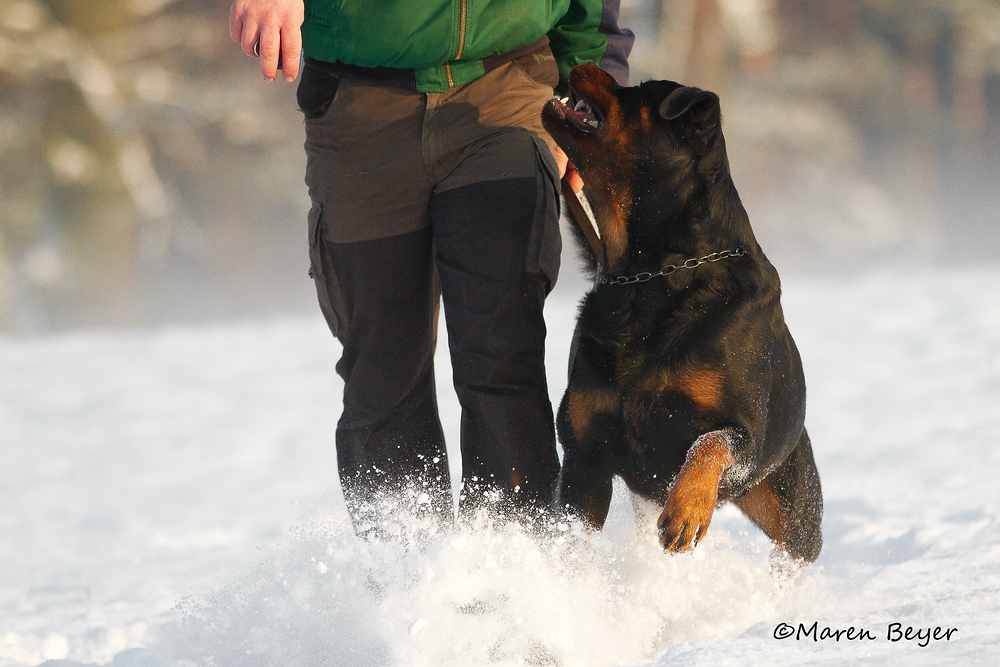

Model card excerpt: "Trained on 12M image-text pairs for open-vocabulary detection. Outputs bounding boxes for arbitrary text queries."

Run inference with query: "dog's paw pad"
[659,520,697,552]
[657,499,715,553]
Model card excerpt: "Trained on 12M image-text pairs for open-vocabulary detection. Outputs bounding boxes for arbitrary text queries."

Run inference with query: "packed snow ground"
[2,266,999,666]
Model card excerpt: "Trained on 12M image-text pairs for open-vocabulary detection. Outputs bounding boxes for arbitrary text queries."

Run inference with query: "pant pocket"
[513,47,560,90]
[526,135,562,293]
[308,201,349,337]
[297,64,341,120]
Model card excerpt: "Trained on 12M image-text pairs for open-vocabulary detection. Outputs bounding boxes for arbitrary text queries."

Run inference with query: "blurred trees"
[630,0,1000,149]
[626,0,1000,269]
[1,1,999,332]
[0,0,309,333]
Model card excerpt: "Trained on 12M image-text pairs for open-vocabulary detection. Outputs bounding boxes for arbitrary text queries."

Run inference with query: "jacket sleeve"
[548,0,635,86]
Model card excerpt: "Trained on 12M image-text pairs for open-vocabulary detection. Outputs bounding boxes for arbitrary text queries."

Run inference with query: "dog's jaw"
[547,95,602,134]
[541,64,619,167]
[542,65,636,269]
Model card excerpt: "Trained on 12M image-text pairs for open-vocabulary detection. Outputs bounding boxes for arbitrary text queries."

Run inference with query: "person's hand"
[230,0,304,82]
[554,145,584,193]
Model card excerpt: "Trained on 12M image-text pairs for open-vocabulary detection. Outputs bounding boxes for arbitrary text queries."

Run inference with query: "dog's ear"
[658,87,721,153]
[658,86,719,121]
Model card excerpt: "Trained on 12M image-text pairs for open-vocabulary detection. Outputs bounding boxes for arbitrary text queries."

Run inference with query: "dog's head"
[542,65,730,267]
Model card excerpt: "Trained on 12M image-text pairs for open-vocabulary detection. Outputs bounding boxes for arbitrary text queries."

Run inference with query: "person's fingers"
[239,14,260,57]
[280,21,303,81]
[257,19,281,81]
[228,2,244,43]
[552,145,584,192]
[566,161,584,193]
[553,144,569,179]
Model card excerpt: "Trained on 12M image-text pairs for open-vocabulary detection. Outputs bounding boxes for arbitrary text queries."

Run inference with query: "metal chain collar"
[599,247,747,286]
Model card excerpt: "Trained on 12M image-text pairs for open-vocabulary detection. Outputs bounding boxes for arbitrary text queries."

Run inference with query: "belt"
[304,36,551,92]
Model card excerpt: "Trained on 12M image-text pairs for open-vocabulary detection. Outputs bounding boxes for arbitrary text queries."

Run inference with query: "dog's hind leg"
[734,429,823,562]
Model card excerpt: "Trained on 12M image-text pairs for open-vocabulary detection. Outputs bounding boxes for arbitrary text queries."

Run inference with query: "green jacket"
[301,0,633,92]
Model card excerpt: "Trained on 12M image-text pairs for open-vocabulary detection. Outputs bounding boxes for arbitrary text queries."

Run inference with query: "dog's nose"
[569,63,619,93]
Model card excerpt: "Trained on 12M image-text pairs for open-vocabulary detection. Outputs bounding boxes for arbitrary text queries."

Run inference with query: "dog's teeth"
[588,120,600,128]
[574,99,586,111]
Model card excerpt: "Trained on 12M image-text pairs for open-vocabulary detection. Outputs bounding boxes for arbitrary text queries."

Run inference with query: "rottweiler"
[541,64,822,562]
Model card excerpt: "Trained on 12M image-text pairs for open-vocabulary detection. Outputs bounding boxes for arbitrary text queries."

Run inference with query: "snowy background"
[3,255,999,666]
[4,1,1000,665]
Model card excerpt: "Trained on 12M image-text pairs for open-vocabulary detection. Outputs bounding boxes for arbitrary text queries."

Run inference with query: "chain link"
[599,247,746,286]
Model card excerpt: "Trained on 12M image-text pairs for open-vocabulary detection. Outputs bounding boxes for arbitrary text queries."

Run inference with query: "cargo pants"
[298,49,563,533]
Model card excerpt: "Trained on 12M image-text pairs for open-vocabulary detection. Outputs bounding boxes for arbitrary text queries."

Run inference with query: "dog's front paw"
[656,431,735,552]
[657,479,718,552]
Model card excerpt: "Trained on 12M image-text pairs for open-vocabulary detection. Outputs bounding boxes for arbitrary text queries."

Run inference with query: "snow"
[2,266,999,666]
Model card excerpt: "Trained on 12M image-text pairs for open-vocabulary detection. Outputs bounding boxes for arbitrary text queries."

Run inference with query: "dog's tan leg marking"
[658,431,735,552]
[734,477,787,545]
[567,388,619,439]
[677,368,725,411]
[636,366,725,412]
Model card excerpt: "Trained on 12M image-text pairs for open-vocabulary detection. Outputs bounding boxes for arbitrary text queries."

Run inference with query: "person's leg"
[430,129,561,516]
[325,229,452,531]
[421,53,564,518]
[300,69,452,533]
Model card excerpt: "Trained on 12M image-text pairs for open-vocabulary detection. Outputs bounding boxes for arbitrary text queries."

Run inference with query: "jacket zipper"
[445,0,468,88]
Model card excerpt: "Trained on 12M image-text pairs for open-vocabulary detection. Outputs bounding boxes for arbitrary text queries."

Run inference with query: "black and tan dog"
[541,65,822,562]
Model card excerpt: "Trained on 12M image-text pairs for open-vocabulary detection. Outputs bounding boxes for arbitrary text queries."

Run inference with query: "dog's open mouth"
[549,87,603,134]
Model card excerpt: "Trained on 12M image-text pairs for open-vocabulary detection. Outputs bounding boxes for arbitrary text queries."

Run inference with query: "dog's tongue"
[552,96,600,132]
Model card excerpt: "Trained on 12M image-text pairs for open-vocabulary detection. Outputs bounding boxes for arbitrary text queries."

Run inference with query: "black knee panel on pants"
[431,177,560,510]
[324,228,452,526]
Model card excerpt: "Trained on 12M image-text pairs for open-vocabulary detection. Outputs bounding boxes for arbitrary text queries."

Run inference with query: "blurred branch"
[4,0,1000,330]
[1,1,168,203]
[1,0,310,332]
